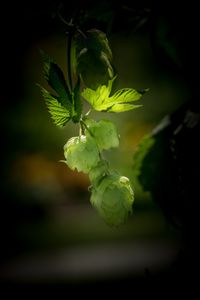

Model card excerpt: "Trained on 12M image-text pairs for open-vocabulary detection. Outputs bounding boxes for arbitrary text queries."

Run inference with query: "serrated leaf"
[109,88,142,103]
[102,103,142,113]
[40,86,71,127]
[81,76,115,107]
[40,50,71,109]
[81,77,143,112]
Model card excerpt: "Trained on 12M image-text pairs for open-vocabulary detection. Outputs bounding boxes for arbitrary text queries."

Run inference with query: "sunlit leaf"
[109,88,142,103]
[40,86,71,127]
[81,77,143,112]
[81,76,115,107]
[104,103,142,113]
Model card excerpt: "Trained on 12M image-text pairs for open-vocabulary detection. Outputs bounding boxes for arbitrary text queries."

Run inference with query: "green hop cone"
[64,135,100,173]
[85,119,119,150]
[90,174,134,226]
[89,160,109,185]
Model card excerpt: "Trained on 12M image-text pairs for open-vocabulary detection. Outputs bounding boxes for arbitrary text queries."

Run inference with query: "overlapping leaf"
[39,51,83,126]
[40,50,71,107]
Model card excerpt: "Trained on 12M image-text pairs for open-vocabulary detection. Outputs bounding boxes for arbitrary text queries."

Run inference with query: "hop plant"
[85,119,119,150]
[38,16,147,225]
[91,174,134,226]
[89,160,109,184]
[64,135,100,173]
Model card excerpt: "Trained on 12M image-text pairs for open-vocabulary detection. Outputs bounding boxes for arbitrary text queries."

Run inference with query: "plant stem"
[80,119,94,137]
[80,121,85,135]
[85,109,92,117]
[67,22,73,93]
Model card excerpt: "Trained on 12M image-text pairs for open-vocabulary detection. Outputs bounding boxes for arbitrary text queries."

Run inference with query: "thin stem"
[79,121,85,135]
[57,5,79,94]
[77,28,87,39]
[80,119,94,137]
[85,109,92,117]
[67,28,73,93]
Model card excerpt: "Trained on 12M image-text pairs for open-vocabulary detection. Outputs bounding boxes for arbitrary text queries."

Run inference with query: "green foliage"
[40,50,71,106]
[39,52,83,125]
[81,77,142,112]
[39,86,71,127]
[132,135,155,179]
[39,20,147,226]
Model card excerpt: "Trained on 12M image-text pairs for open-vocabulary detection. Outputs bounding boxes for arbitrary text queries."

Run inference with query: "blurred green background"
[1,0,194,290]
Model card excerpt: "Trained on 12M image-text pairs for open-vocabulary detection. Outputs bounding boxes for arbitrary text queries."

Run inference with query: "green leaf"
[132,135,155,175]
[40,86,71,127]
[85,119,119,150]
[109,88,142,103]
[81,77,143,112]
[63,135,100,173]
[81,76,115,107]
[40,50,71,109]
[90,174,134,226]
[104,103,142,113]
[73,29,113,89]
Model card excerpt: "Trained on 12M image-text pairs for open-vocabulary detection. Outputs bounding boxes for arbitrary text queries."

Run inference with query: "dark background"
[1,0,199,294]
